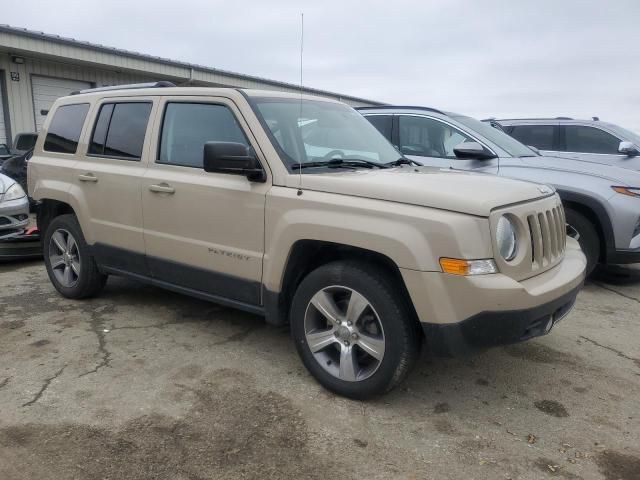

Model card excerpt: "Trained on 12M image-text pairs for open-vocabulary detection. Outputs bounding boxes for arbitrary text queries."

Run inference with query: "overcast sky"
[5,0,639,131]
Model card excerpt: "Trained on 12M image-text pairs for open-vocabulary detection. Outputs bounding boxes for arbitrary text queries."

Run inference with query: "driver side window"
[398,116,472,158]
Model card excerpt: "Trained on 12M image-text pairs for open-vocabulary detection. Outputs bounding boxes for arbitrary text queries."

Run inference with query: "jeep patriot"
[28,83,586,398]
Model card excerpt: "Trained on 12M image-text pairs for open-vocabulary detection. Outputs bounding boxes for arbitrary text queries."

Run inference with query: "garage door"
[0,90,6,145]
[32,76,92,132]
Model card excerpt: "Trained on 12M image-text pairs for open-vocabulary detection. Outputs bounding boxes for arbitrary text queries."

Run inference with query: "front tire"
[565,208,600,276]
[290,261,421,399]
[43,214,107,299]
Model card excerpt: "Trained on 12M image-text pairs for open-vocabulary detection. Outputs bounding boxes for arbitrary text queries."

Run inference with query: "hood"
[524,155,640,184]
[0,173,14,194]
[285,166,551,217]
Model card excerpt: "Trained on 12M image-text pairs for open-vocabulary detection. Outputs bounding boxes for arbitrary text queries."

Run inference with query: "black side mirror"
[453,141,496,160]
[203,142,266,182]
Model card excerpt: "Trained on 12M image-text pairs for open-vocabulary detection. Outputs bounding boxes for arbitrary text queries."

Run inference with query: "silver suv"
[359,107,640,274]
[492,117,640,171]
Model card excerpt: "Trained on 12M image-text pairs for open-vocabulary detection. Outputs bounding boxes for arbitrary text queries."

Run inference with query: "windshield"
[252,97,401,170]
[453,115,539,158]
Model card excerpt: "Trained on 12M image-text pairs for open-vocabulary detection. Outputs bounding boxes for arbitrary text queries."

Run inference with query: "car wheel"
[43,214,107,299]
[290,261,421,399]
[565,207,600,276]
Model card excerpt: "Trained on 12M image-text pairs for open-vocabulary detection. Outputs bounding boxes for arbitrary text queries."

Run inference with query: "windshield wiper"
[385,157,423,167]
[291,158,389,170]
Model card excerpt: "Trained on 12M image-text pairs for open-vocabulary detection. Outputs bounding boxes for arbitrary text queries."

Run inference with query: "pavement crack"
[579,335,640,369]
[593,282,640,304]
[22,366,66,407]
[0,377,10,389]
[78,305,115,377]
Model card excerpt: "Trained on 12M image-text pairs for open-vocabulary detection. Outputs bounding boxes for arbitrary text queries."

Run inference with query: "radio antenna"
[297,12,304,196]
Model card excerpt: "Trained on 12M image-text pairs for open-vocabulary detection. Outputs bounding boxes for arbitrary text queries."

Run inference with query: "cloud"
[3,0,639,130]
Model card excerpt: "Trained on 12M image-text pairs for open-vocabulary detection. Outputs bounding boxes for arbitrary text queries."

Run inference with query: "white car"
[0,173,29,239]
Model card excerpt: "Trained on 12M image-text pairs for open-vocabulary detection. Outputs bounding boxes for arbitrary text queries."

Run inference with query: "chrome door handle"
[78,173,98,182]
[148,183,175,194]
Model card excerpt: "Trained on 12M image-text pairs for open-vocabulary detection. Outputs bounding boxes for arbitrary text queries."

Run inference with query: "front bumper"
[400,237,586,356]
[421,283,580,356]
[0,196,30,239]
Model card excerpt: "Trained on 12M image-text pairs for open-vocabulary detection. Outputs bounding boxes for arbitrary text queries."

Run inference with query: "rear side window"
[89,102,152,160]
[365,115,393,141]
[509,125,555,150]
[44,104,90,154]
[565,126,620,154]
[158,103,248,168]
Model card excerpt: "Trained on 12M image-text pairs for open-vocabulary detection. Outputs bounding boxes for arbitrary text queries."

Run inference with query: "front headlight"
[612,186,640,198]
[496,215,517,261]
[3,183,26,201]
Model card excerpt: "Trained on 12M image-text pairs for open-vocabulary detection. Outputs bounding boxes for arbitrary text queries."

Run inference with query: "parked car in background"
[29,84,586,398]
[489,117,640,170]
[359,106,640,274]
[1,148,33,209]
[0,172,29,239]
[10,132,39,155]
[0,144,13,163]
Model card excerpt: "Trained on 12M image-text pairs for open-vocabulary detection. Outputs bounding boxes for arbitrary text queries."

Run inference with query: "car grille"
[526,205,566,268]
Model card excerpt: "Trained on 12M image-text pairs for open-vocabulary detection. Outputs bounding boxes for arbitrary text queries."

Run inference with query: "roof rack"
[70,81,176,95]
[356,105,445,115]
[487,117,574,122]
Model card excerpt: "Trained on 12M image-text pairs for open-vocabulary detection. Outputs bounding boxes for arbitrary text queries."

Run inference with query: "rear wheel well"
[37,200,76,236]
[562,201,605,262]
[268,240,420,330]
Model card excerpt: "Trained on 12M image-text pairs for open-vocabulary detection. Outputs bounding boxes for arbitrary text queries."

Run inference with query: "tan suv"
[28,83,586,398]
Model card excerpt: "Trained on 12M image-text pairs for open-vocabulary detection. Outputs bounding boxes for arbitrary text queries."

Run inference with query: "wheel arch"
[263,240,420,328]
[37,199,77,237]
[556,189,613,262]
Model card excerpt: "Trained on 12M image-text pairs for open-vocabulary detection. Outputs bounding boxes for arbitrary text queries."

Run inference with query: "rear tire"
[43,214,107,299]
[290,261,421,399]
[565,207,600,276]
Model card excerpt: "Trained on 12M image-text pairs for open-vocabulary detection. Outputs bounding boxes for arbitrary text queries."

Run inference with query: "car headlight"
[496,215,517,261]
[612,186,640,198]
[3,183,26,201]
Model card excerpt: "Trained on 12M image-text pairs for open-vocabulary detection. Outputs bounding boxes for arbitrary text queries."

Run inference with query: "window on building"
[365,115,393,141]
[565,125,621,154]
[89,102,152,159]
[509,125,556,151]
[158,103,248,168]
[44,104,90,154]
[398,115,472,158]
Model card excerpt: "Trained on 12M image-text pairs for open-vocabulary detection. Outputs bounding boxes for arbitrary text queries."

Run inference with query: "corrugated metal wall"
[0,54,155,141]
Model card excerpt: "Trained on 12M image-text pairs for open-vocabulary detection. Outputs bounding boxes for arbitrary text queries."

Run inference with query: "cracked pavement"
[1,261,639,479]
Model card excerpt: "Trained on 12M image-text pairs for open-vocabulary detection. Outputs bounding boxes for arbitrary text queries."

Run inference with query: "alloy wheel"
[49,228,81,288]
[303,286,385,382]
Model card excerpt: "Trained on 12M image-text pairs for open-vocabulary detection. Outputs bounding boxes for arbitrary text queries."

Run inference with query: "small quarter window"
[365,115,393,141]
[44,104,90,154]
[89,102,152,160]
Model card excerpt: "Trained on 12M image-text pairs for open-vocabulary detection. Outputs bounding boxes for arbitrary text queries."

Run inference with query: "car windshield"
[452,115,539,158]
[252,97,401,170]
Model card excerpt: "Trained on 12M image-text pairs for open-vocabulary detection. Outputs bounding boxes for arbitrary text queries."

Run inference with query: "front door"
[141,97,269,306]
[560,124,640,170]
[396,115,499,173]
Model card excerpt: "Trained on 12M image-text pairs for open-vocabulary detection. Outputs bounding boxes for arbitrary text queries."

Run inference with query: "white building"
[0,24,380,146]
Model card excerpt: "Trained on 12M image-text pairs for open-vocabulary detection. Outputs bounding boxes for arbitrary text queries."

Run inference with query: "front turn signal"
[440,258,498,276]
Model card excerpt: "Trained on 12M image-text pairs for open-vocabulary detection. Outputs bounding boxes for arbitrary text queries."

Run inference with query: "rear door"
[141,96,269,306]
[71,98,156,276]
[396,114,499,172]
[31,76,92,132]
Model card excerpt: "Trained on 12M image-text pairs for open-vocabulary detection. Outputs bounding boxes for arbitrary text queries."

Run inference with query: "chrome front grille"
[527,205,566,268]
